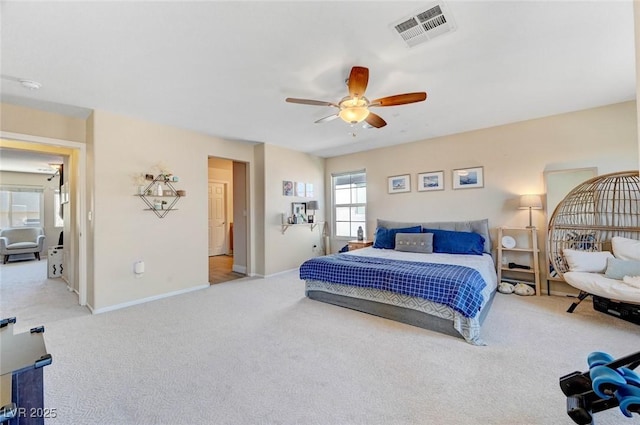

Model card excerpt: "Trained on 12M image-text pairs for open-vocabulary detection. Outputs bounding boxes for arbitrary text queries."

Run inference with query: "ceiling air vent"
[392,2,457,47]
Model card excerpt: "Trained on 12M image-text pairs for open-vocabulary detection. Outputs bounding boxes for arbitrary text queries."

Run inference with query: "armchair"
[0,227,46,264]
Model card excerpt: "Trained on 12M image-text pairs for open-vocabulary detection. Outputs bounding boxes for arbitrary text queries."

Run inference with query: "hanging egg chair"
[547,170,640,317]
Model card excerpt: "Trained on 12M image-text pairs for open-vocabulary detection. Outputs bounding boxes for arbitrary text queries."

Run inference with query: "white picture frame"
[388,174,411,194]
[452,167,484,190]
[417,171,444,192]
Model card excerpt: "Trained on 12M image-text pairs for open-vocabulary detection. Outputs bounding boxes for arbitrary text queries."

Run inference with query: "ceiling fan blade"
[315,114,340,124]
[369,92,427,107]
[365,112,387,128]
[285,98,338,107]
[347,66,369,98]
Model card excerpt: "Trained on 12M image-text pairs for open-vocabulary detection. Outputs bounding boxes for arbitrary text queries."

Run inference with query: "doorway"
[0,132,87,307]
[208,157,247,284]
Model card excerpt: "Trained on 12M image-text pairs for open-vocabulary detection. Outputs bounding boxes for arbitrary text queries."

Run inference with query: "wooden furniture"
[347,240,373,251]
[280,222,323,234]
[497,227,541,296]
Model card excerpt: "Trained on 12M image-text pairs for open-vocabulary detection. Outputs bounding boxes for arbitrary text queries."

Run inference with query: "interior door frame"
[1,131,88,306]
[209,179,229,256]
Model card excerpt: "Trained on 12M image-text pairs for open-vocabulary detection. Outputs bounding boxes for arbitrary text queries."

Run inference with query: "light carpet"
[1,260,638,425]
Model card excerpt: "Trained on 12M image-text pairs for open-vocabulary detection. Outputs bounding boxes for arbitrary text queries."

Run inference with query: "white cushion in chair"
[6,242,38,250]
[612,237,640,261]
[564,271,640,303]
[563,249,614,273]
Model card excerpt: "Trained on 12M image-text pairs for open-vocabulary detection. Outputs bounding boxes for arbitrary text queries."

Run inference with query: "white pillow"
[612,236,640,261]
[563,249,614,273]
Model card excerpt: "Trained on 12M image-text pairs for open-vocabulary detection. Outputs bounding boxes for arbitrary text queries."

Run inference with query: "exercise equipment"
[560,350,640,424]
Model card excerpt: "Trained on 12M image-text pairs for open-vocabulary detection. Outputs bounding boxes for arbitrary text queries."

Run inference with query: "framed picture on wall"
[452,167,484,189]
[292,202,307,223]
[283,181,293,196]
[387,174,411,194]
[295,182,306,197]
[417,171,444,191]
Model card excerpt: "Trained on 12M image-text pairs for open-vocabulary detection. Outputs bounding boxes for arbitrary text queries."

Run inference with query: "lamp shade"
[519,194,542,210]
[307,201,319,211]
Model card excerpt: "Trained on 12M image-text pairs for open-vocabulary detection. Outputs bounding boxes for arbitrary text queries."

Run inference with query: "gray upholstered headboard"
[376,218,492,255]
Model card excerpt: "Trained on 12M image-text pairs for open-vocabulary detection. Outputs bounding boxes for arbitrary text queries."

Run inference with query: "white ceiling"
[0,148,63,175]
[0,1,636,168]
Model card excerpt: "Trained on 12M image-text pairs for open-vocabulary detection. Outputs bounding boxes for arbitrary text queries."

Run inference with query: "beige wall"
[1,103,86,142]
[263,144,325,276]
[326,101,638,291]
[89,109,256,311]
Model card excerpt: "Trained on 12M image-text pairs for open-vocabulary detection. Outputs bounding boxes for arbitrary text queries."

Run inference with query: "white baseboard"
[90,283,210,314]
[232,264,246,274]
[263,268,299,279]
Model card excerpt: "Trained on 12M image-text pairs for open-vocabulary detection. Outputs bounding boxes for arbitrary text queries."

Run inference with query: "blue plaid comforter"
[300,254,487,318]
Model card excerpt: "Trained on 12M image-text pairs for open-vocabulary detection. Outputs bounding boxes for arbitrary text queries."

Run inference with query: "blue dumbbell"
[618,367,640,387]
[590,366,627,399]
[587,351,614,368]
[616,384,640,418]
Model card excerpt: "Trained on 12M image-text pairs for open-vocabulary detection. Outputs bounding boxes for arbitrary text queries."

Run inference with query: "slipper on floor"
[514,283,535,296]
[498,281,515,294]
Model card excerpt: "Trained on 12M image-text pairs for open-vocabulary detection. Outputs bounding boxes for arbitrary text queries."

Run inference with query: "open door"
[208,181,227,256]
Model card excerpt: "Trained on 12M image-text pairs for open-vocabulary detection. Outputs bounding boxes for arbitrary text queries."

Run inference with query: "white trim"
[89,283,210,314]
[1,131,88,306]
[232,264,246,274]
[263,267,299,278]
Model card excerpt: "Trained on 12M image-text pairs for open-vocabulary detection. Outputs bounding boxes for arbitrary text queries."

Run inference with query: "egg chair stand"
[567,292,591,313]
[547,170,640,320]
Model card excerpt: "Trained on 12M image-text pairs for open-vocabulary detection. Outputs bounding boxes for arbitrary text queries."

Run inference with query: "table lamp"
[307,200,318,223]
[519,194,542,228]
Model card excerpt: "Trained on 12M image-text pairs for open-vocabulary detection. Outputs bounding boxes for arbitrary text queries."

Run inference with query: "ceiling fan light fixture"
[338,96,370,124]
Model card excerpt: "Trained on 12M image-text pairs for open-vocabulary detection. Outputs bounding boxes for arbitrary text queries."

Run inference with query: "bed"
[300,219,498,345]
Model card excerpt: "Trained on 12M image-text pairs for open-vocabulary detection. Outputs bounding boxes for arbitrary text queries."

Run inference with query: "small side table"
[348,240,373,251]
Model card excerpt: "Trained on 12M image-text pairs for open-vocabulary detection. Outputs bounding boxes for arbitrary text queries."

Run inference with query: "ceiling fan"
[285,66,427,129]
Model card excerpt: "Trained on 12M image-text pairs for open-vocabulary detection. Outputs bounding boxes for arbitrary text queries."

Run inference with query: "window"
[332,170,366,238]
[0,186,44,228]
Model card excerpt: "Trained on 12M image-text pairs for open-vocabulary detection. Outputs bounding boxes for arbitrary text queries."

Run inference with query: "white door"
[209,182,227,256]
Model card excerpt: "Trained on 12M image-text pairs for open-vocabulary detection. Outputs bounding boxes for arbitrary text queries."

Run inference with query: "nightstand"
[348,240,373,251]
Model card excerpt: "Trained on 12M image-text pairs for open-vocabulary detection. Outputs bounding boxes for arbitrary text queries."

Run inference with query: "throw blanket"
[300,254,487,318]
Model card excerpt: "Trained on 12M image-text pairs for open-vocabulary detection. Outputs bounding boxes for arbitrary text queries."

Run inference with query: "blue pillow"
[373,226,421,249]
[422,228,485,255]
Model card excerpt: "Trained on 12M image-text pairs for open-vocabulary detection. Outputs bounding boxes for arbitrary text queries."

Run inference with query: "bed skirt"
[305,280,496,345]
